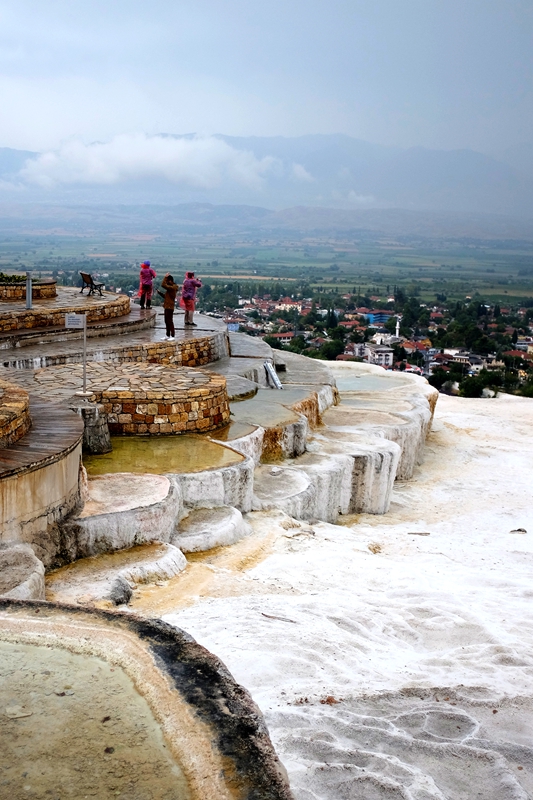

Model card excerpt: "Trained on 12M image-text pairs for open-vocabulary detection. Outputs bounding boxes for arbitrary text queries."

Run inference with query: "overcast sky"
[0,0,531,154]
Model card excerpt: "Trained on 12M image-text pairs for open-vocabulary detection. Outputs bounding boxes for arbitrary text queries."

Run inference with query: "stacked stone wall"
[117,334,221,368]
[100,378,230,435]
[0,294,130,332]
[0,380,31,448]
[0,280,57,301]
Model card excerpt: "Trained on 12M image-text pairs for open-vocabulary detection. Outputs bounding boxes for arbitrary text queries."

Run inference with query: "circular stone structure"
[35,361,230,435]
[0,278,57,301]
[0,287,130,332]
[0,379,31,448]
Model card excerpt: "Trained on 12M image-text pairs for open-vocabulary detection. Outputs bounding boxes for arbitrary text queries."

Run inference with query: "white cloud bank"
[19,133,285,190]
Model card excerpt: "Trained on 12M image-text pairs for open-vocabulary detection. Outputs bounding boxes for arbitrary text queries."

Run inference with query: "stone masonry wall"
[0,294,130,332]
[118,334,222,368]
[0,380,31,448]
[0,280,57,301]
[101,381,230,435]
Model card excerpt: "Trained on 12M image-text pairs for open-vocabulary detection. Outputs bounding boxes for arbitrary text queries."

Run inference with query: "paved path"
[0,286,115,315]
[0,310,226,368]
[25,362,220,403]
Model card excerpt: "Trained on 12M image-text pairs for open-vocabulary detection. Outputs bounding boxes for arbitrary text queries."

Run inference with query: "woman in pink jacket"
[180,271,202,326]
[138,261,156,309]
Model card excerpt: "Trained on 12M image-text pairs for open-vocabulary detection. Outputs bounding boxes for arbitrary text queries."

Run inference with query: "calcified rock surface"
[0,543,45,600]
[173,506,251,553]
[46,543,187,605]
[59,473,184,562]
[162,392,533,800]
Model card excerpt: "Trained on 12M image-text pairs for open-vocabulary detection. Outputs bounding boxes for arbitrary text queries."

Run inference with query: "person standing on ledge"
[157,273,179,340]
[138,260,156,309]
[180,271,202,326]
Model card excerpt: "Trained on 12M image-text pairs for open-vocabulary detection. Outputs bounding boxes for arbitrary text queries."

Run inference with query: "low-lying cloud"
[20,133,285,190]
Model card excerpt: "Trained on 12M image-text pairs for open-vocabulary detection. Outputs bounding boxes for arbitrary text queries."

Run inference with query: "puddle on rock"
[230,392,300,428]
[338,396,413,412]
[209,420,257,441]
[322,407,409,427]
[0,640,190,800]
[334,373,412,392]
[84,434,244,476]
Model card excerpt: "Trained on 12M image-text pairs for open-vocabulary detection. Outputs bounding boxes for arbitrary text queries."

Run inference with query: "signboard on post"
[65,313,86,329]
[65,313,91,395]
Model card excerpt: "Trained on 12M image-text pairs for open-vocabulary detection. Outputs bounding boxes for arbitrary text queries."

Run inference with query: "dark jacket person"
[158,274,179,340]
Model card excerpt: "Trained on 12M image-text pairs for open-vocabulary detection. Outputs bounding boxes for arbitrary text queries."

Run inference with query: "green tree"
[318,340,345,360]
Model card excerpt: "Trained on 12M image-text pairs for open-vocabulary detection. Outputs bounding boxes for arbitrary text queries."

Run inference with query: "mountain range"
[0,134,532,217]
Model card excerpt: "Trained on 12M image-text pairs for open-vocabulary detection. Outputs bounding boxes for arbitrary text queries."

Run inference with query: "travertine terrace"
[0,284,438,798]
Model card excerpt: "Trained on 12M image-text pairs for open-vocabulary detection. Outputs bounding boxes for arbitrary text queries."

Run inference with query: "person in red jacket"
[180,271,202,326]
[138,261,156,309]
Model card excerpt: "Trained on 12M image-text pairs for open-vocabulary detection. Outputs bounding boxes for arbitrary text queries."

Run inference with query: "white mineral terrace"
[2,310,532,799]
[47,366,533,800]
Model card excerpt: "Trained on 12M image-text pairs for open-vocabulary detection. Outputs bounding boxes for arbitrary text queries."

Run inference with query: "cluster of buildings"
[217,291,533,377]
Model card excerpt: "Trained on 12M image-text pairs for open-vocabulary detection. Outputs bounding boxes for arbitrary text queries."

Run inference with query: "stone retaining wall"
[0,294,130,332]
[102,382,230,434]
[0,380,31,448]
[109,333,225,368]
[72,363,232,435]
[0,280,57,301]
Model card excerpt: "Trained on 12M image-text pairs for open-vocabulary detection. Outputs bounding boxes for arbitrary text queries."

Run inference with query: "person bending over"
[157,273,179,340]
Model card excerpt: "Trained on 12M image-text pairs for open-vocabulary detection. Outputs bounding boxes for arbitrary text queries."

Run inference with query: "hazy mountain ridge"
[0,201,532,242]
[0,134,532,216]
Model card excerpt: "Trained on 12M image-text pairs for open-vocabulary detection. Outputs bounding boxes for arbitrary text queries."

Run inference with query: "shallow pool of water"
[335,373,412,392]
[210,420,257,441]
[84,435,244,476]
[0,640,190,799]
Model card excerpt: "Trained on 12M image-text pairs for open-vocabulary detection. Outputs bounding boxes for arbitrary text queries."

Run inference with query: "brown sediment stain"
[261,426,286,462]
[424,385,439,421]
[130,529,277,616]
[290,392,321,428]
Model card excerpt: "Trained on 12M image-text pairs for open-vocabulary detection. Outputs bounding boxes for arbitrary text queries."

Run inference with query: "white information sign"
[65,313,86,329]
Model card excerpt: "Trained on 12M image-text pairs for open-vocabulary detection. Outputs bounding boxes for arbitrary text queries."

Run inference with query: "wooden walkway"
[0,399,83,479]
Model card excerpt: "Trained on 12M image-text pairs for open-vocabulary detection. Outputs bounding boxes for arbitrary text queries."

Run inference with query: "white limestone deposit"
[60,473,183,559]
[46,542,187,605]
[0,543,45,600]
[164,393,533,800]
[173,506,252,553]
